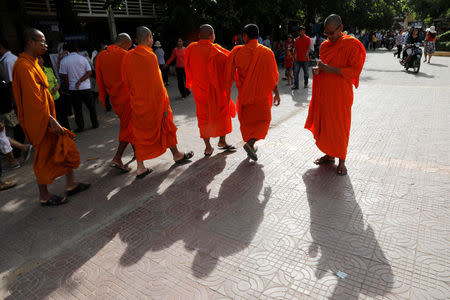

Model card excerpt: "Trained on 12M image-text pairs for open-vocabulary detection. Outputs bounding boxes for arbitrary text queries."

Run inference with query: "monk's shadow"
[185,160,269,278]
[303,165,393,299]
[118,158,269,279]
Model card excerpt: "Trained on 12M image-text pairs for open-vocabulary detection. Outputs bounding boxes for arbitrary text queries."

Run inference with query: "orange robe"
[12,53,80,185]
[122,45,177,161]
[185,40,235,139]
[304,34,366,160]
[95,45,132,143]
[225,39,279,142]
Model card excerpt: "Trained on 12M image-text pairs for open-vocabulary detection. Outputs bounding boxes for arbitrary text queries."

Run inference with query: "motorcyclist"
[402,28,421,64]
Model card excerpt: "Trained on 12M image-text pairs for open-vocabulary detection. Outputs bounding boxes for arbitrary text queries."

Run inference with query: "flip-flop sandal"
[314,157,334,165]
[337,169,347,176]
[110,162,131,173]
[40,195,69,206]
[175,151,194,164]
[136,168,153,179]
[218,144,237,151]
[0,181,16,191]
[204,149,214,157]
[243,143,258,161]
[65,182,91,197]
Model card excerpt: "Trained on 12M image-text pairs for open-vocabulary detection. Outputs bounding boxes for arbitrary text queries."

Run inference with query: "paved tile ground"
[0,50,449,299]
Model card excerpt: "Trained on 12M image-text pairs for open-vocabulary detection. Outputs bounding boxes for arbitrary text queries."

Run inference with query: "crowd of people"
[2,14,367,208]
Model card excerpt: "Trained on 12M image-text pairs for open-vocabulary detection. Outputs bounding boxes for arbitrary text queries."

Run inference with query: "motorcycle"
[401,42,422,74]
[384,36,395,50]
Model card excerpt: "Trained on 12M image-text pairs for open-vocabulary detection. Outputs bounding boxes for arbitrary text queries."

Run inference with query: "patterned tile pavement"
[0,51,449,299]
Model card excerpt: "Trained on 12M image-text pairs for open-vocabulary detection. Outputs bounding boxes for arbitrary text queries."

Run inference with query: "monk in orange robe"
[225,24,280,161]
[12,29,89,205]
[185,24,236,156]
[96,33,133,172]
[122,26,194,179]
[304,15,366,175]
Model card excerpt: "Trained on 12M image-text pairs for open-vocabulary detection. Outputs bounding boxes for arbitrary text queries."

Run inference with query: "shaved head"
[136,26,152,44]
[324,14,342,27]
[115,33,131,44]
[324,14,344,43]
[23,28,43,45]
[115,32,132,50]
[199,24,214,40]
[23,28,47,57]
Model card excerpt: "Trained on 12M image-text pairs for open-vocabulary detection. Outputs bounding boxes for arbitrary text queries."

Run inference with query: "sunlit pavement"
[1,50,449,299]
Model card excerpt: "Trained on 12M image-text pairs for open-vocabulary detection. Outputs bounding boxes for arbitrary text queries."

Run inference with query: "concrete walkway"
[0,50,449,299]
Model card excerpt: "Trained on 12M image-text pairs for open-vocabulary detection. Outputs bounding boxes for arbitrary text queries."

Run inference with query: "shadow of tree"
[303,165,394,299]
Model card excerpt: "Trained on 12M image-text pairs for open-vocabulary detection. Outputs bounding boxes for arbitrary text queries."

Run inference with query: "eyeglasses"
[324,25,341,37]
[33,39,48,45]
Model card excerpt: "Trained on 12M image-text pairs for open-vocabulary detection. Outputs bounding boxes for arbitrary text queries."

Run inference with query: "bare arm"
[75,71,92,90]
[273,85,280,106]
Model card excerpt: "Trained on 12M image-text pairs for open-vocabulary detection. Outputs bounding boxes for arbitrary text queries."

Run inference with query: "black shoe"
[75,128,84,133]
[291,86,299,90]
[92,124,99,129]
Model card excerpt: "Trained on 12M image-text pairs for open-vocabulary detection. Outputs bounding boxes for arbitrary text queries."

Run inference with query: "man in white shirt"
[59,42,98,132]
[262,36,271,49]
[154,41,168,85]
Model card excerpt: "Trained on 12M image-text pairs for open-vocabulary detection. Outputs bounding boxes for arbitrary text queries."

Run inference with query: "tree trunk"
[107,6,117,42]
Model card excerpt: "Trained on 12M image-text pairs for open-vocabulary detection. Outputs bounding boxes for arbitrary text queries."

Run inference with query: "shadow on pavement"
[303,165,393,299]
[427,63,448,67]
[117,156,268,278]
[3,162,179,299]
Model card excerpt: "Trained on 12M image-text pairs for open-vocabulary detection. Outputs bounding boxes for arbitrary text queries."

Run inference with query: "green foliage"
[436,30,450,50]
[406,0,450,19]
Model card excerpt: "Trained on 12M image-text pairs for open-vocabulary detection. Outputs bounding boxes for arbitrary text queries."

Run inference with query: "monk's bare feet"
[337,160,347,176]
[314,155,335,165]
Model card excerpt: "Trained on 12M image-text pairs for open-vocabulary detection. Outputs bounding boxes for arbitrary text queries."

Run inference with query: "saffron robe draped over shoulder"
[304,34,366,160]
[225,39,279,142]
[12,53,80,185]
[122,45,177,161]
[95,45,132,143]
[185,40,235,139]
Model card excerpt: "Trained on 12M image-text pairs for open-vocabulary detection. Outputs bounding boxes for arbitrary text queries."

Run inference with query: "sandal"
[65,182,91,196]
[175,151,194,164]
[0,181,16,191]
[313,156,335,165]
[136,168,152,179]
[204,149,214,157]
[110,162,131,173]
[243,143,258,161]
[218,144,237,151]
[40,195,68,206]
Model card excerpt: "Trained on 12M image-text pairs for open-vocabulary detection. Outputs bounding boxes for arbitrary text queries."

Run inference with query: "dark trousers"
[176,67,190,97]
[54,95,71,130]
[12,124,25,158]
[294,61,309,87]
[159,64,168,84]
[395,45,402,58]
[69,89,98,130]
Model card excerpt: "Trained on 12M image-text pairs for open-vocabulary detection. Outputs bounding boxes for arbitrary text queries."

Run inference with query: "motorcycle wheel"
[387,44,394,51]
[413,59,420,74]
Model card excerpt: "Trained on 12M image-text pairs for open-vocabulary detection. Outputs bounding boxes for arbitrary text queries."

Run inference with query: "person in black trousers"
[164,38,190,98]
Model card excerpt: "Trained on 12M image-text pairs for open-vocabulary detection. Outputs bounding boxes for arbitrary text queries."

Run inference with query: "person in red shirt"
[285,49,294,85]
[292,25,311,89]
[164,38,190,99]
